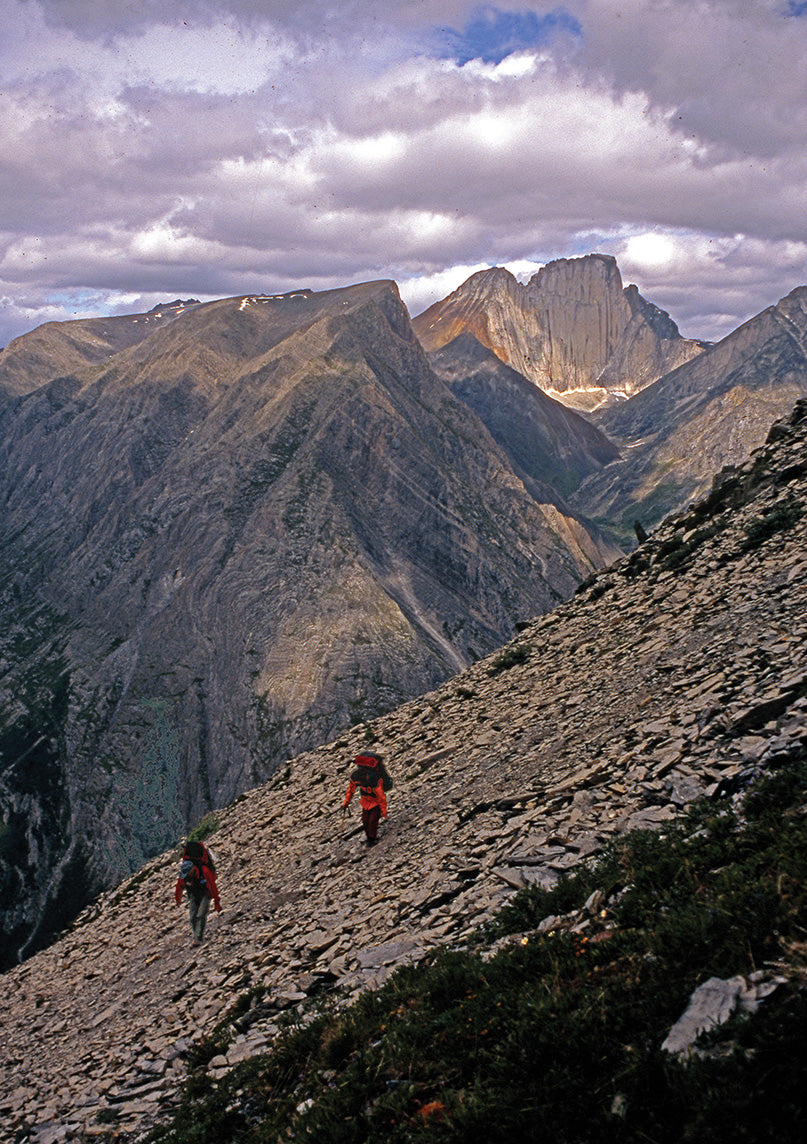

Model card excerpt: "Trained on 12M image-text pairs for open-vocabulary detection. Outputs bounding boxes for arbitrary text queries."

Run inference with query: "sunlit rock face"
[0,281,617,966]
[412,254,705,412]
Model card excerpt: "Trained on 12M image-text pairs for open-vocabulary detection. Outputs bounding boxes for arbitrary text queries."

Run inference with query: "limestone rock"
[661,973,785,1057]
[412,256,704,411]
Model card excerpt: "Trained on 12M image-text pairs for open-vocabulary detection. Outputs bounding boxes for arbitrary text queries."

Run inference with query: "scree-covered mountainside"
[0,281,619,969]
[2,400,806,1143]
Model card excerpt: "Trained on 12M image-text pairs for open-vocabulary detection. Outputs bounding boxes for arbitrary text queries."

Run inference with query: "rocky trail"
[3,402,807,1143]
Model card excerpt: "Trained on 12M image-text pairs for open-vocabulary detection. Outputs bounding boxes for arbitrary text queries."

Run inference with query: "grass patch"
[486,644,531,676]
[144,749,807,1144]
[186,813,220,845]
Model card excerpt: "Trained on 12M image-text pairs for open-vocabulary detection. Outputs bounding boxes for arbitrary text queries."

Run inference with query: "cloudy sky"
[2,0,807,348]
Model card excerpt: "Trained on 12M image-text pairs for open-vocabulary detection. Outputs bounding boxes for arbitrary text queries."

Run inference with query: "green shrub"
[741,496,804,550]
[486,644,530,676]
[185,813,219,844]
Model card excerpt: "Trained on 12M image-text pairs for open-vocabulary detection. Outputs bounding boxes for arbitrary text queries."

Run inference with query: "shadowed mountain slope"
[0,281,618,968]
[2,400,806,1140]
[412,255,704,411]
[574,285,807,543]
[428,332,621,500]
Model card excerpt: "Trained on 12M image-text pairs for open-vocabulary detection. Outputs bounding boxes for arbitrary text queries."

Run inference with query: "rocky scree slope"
[0,281,618,970]
[412,255,704,411]
[2,401,807,1143]
[578,284,807,543]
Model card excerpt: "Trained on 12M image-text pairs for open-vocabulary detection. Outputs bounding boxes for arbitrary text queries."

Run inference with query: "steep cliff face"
[575,285,807,542]
[412,255,704,410]
[0,282,618,967]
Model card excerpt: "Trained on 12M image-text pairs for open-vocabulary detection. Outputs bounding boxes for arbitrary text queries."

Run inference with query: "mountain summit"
[412,254,705,411]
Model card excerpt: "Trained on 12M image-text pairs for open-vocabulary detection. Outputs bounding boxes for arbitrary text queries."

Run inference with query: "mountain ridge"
[412,255,705,410]
[0,299,203,401]
[576,284,807,541]
[427,331,621,500]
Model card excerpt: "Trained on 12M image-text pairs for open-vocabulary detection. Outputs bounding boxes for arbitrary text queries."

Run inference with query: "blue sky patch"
[433,6,581,65]
[787,1,807,15]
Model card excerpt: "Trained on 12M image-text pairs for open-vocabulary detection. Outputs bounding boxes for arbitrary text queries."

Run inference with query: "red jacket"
[174,861,221,911]
[342,755,388,816]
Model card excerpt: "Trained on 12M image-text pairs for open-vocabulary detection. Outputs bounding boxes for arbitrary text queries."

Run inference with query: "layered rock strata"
[412,256,704,410]
[2,402,806,1143]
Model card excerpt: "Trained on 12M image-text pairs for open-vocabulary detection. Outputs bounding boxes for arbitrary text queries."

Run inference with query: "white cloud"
[2,1,807,350]
[505,259,545,282]
[113,19,294,94]
[623,234,681,272]
[611,229,807,341]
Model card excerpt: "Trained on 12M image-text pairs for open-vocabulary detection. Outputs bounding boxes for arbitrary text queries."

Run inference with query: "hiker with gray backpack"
[174,840,221,944]
[341,753,392,848]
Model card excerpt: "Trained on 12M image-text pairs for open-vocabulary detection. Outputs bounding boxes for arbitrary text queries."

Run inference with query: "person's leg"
[363,805,381,844]
[188,894,199,941]
[193,894,211,941]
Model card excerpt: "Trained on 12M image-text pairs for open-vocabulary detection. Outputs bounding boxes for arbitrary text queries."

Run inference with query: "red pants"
[362,805,381,840]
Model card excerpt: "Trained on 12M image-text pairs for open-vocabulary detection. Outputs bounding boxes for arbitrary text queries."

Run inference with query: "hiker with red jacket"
[342,754,389,848]
[174,841,221,944]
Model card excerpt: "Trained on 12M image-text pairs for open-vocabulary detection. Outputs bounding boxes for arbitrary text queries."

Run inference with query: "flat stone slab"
[661,973,785,1056]
[356,939,423,970]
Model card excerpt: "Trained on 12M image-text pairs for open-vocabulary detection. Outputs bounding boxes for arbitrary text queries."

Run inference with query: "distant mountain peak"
[413,253,704,411]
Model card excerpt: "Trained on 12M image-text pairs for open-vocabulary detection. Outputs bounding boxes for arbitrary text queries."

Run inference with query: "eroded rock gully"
[3,403,807,1143]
